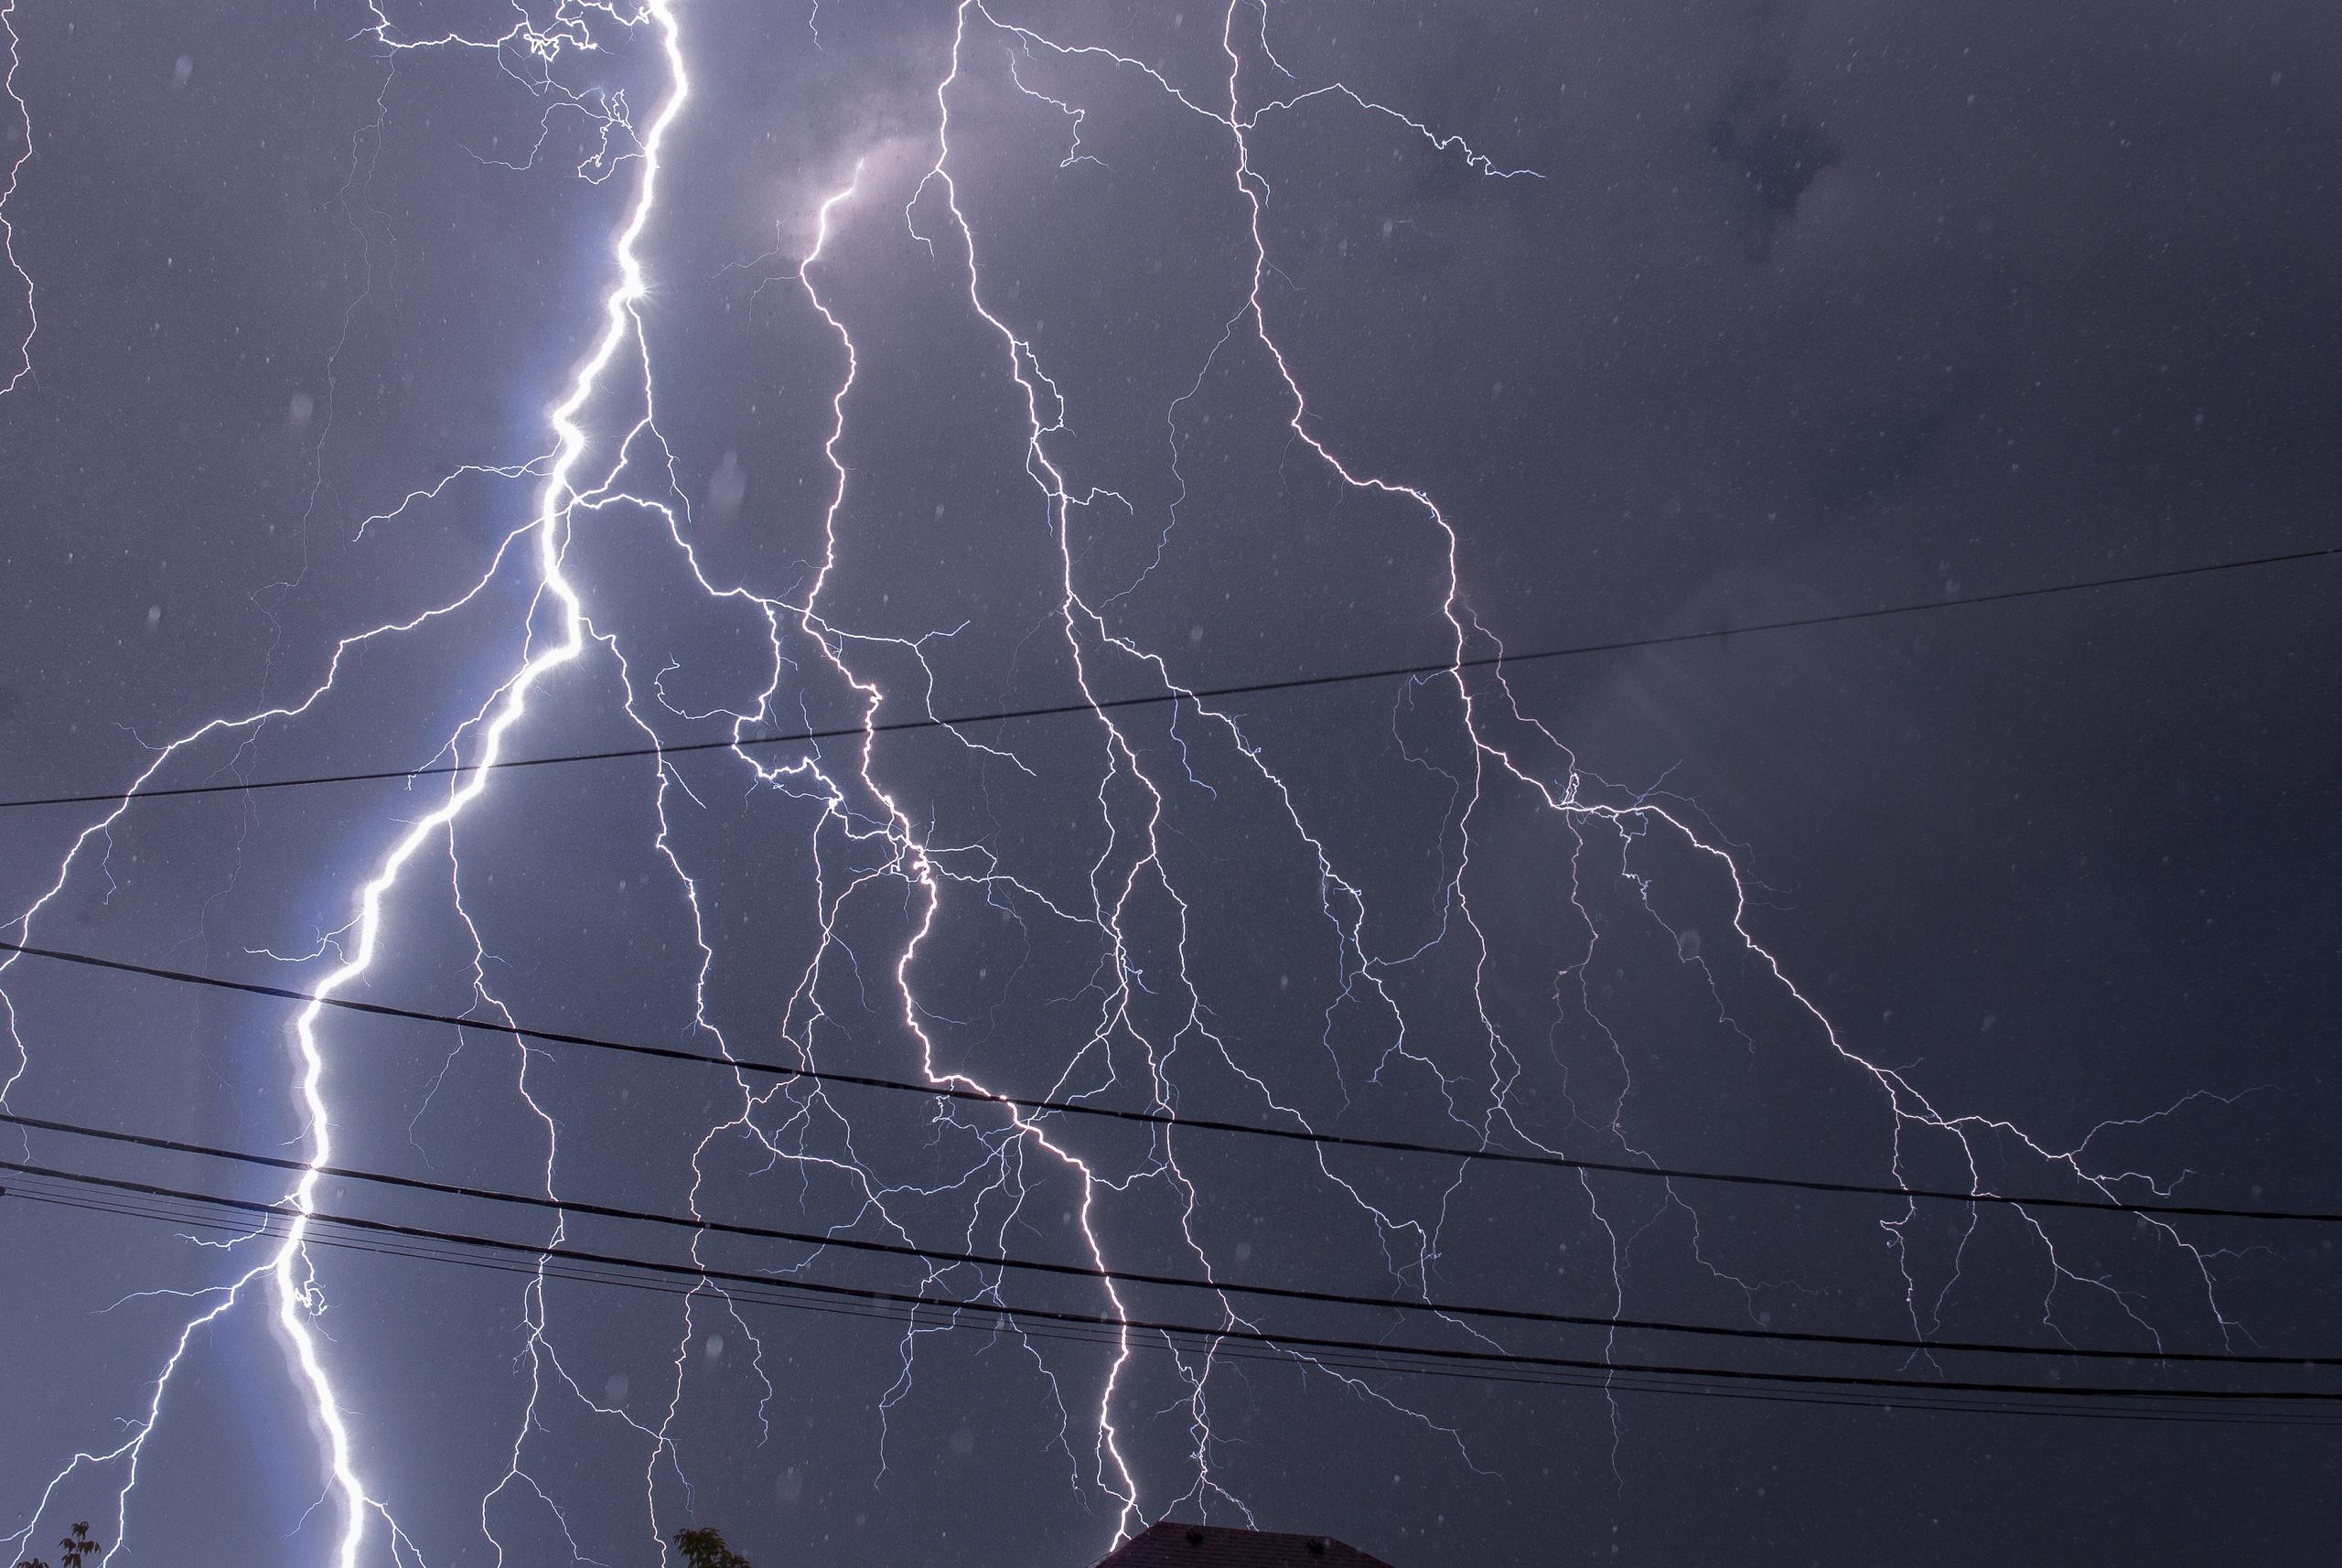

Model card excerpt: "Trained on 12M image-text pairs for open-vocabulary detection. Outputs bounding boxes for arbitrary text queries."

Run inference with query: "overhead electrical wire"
[6,547,2331,1449]
[7,1108,2328,1369]
[0,543,2331,815]
[5,1177,2325,1429]
[4,934,2334,1227]
[2,1155,2333,1412]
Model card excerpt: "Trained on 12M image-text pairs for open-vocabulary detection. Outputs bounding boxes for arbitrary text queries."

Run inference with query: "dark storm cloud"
[1704,71,1839,259]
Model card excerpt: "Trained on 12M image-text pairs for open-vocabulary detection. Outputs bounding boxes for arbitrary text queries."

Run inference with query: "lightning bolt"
[0,0,34,395]
[1,3,2266,1564]
[8,3,692,1561]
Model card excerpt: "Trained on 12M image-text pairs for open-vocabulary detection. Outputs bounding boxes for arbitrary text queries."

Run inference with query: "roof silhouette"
[1091,1523,1395,1568]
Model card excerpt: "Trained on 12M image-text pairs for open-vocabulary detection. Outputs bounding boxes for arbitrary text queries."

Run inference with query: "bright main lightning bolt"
[8,4,690,1562]
[263,10,690,1566]
[3,3,2252,1563]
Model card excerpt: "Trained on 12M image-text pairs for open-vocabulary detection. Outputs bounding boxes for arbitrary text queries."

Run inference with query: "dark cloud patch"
[1706,73,1839,258]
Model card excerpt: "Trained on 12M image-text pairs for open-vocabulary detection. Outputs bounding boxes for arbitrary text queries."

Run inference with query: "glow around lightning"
[0,4,2261,1565]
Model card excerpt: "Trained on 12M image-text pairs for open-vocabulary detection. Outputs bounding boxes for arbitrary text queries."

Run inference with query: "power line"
[5,934,2333,1227]
[3,543,2331,814]
[10,1107,2324,1369]
[5,1178,2324,1429]
[2,1156,2331,1410]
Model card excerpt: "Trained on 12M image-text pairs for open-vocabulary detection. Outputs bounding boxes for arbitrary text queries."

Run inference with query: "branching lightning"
[0,0,35,396]
[0,4,2272,1565]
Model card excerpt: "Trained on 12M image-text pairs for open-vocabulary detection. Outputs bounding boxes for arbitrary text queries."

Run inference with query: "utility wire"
[4,934,2333,1227]
[2,543,2331,814]
[8,1185,2327,1431]
[2,1155,2331,1408]
[5,1178,2324,1428]
[13,1177,2326,1430]
[9,1108,2326,1368]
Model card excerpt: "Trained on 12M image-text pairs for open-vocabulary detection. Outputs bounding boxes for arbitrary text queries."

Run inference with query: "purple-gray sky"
[2,4,2337,1565]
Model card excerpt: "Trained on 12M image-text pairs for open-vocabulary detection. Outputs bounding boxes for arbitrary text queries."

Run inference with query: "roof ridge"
[1090,1520,1396,1568]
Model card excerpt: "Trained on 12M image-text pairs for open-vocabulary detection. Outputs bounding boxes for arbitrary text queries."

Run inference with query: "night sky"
[3,4,2338,1566]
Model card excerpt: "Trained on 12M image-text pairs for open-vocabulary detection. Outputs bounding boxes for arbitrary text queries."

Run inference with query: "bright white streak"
[267,8,689,1566]
[1,0,36,394]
